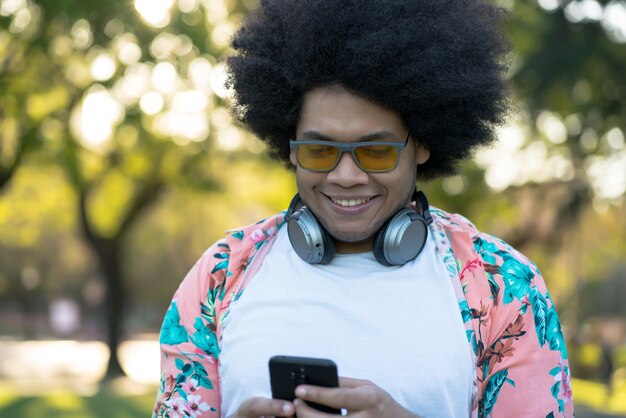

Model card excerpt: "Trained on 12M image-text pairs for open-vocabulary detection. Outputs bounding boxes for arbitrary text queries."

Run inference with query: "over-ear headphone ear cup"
[373,208,428,266]
[286,200,335,265]
[319,232,335,264]
[372,222,393,266]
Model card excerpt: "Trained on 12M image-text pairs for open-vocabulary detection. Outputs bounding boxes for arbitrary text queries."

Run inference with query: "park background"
[0,0,625,416]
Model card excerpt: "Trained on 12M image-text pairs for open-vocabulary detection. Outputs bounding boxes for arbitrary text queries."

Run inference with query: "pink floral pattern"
[153,208,574,417]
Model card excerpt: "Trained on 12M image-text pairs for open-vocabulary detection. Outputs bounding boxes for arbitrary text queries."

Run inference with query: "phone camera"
[293,368,309,385]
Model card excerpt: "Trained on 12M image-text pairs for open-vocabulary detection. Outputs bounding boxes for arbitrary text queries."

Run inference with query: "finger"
[295,385,368,411]
[338,377,371,388]
[237,396,295,417]
[293,398,339,418]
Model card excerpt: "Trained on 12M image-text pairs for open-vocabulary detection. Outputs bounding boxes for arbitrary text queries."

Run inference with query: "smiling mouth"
[329,197,373,207]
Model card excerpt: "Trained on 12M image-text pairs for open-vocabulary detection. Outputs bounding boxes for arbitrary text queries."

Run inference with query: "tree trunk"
[77,181,163,381]
[93,237,126,380]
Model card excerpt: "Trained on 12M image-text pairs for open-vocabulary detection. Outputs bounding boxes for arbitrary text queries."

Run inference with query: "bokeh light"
[90,52,117,81]
[71,85,125,151]
[134,0,175,28]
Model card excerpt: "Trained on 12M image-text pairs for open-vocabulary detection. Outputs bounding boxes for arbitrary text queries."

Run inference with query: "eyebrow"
[300,130,402,142]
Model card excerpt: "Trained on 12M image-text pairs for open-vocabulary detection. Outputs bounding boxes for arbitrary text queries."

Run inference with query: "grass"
[0,379,624,417]
[0,393,155,418]
[0,391,156,418]
[0,380,158,418]
[572,378,626,414]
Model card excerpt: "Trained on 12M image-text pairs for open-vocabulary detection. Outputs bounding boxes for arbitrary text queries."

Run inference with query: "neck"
[334,238,373,254]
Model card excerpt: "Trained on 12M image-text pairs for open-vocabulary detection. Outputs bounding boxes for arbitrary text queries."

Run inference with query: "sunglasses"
[290,134,410,173]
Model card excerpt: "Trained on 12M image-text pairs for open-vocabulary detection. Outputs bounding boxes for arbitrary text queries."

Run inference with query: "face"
[290,85,430,253]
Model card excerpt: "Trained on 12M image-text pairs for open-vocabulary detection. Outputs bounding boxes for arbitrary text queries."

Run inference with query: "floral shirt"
[153,208,574,418]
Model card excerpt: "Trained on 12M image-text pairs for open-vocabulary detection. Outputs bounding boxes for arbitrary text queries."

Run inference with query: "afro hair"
[226,0,511,179]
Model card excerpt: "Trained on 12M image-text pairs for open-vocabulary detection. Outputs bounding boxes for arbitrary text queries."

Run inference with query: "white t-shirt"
[219,226,473,418]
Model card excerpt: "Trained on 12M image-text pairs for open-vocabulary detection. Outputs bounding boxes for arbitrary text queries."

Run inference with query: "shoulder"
[430,206,544,312]
[196,211,285,280]
[171,212,285,307]
[431,207,537,272]
[431,206,502,246]
[223,212,286,253]
[160,213,284,320]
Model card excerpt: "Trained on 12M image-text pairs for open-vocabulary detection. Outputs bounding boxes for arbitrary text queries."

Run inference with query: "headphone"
[285,190,433,266]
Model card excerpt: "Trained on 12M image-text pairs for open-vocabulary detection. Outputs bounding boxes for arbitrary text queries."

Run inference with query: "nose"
[326,151,369,187]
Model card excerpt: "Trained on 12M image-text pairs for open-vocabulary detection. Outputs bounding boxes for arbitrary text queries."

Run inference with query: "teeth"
[331,197,372,207]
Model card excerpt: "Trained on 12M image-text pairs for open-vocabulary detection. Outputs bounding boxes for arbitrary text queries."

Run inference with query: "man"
[153,0,574,417]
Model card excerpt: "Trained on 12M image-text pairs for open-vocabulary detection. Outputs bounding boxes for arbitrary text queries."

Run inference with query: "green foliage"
[511,2,626,121]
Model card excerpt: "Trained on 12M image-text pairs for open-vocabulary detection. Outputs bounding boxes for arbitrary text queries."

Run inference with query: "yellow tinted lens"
[297,144,340,170]
[354,145,398,171]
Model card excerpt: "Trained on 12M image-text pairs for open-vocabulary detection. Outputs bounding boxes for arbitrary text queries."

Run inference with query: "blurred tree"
[504,0,626,240]
[424,0,626,237]
[0,0,256,379]
[502,1,626,333]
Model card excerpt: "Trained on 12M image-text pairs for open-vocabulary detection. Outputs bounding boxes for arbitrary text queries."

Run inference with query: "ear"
[289,148,298,167]
[415,143,430,165]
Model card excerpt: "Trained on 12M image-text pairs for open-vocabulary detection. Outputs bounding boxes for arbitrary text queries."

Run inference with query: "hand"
[294,377,421,418]
[234,396,295,418]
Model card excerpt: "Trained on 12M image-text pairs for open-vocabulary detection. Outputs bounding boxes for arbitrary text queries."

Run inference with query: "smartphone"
[269,355,341,415]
